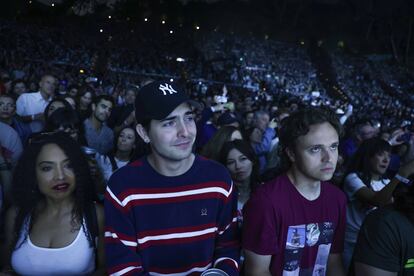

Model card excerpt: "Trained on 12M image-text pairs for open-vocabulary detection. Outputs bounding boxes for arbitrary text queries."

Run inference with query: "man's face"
[245,113,254,127]
[0,96,16,119]
[39,75,56,96]
[92,99,113,123]
[139,103,196,162]
[13,82,26,96]
[288,122,339,183]
[124,89,136,105]
[255,113,270,131]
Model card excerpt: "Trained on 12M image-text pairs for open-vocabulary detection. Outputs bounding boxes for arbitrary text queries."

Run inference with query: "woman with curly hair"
[0,132,104,275]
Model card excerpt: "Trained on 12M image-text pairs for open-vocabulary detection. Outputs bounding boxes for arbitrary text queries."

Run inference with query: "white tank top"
[11,218,95,276]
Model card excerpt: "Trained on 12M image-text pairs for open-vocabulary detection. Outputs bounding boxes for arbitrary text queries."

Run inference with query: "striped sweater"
[104,155,240,276]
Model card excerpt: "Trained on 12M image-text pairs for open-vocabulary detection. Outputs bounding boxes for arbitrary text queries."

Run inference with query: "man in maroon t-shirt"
[242,107,347,276]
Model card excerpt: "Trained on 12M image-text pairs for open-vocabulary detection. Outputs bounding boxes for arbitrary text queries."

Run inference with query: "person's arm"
[253,128,276,155]
[104,183,149,275]
[92,204,106,276]
[354,262,397,276]
[212,181,240,275]
[244,250,272,276]
[354,159,414,207]
[327,253,346,276]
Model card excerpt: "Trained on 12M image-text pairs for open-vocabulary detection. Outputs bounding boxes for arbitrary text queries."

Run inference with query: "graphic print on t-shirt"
[283,222,334,276]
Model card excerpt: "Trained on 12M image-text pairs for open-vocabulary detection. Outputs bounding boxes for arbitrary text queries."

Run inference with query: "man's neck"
[0,117,12,125]
[115,150,131,161]
[90,116,102,131]
[287,168,321,201]
[39,90,51,101]
[147,153,195,177]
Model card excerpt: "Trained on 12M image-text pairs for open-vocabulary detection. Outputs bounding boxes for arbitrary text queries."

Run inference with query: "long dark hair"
[220,140,261,190]
[345,137,391,187]
[10,132,98,250]
[201,126,243,161]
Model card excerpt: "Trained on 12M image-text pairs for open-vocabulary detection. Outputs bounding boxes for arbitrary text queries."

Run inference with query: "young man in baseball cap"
[104,80,240,275]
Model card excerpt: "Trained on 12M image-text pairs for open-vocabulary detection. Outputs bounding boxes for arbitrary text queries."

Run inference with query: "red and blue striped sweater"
[104,155,240,276]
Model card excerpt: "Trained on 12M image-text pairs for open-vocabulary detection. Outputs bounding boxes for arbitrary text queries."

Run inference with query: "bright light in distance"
[170,78,174,82]
[108,15,112,19]
[196,26,200,30]
[176,57,185,62]
[161,20,166,24]
[144,18,148,22]
[79,69,85,74]
[169,30,173,34]
[51,3,55,7]
[99,29,103,33]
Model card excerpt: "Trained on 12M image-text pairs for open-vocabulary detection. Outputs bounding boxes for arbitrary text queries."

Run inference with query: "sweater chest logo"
[201,208,208,216]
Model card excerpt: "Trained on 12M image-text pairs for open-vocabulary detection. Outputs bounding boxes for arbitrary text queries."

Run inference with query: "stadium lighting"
[195,26,200,30]
[170,30,173,34]
[79,69,85,74]
[170,78,174,82]
[176,57,185,62]
[51,3,55,7]
[144,18,148,22]
[162,20,166,24]
[108,15,112,19]
[99,29,103,33]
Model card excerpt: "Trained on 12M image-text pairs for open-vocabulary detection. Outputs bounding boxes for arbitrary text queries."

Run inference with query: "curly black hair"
[10,132,98,251]
[278,106,342,172]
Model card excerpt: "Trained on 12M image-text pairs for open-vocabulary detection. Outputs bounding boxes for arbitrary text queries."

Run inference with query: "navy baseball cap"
[135,80,201,123]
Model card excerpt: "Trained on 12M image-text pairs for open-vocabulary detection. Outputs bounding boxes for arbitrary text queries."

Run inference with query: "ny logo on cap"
[159,83,178,96]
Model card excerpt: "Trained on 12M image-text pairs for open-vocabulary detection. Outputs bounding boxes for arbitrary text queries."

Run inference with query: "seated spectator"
[107,86,137,133]
[341,119,378,162]
[0,132,105,275]
[247,115,277,174]
[341,138,403,271]
[220,140,260,223]
[16,74,57,133]
[43,97,73,122]
[352,159,414,276]
[201,125,243,161]
[82,95,114,155]
[0,94,32,145]
[63,95,77,110]
[45,107,84,143]
[77,86,95,123]
[0,122,23,167]
[242,107,347,275]
[11,79,27,97]
[95,127,138,183]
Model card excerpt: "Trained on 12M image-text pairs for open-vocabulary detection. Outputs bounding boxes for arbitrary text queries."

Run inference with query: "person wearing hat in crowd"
[104,80,240,275]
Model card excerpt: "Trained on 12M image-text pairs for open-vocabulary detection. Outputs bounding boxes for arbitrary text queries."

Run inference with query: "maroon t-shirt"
[242,174,346,275]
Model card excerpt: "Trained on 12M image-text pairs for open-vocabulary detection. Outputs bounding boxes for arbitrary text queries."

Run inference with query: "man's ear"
[136,124,150,143]
[285,147,295,163]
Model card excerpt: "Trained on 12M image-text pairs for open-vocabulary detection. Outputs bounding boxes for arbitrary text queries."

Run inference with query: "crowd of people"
[0,18,413,275]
